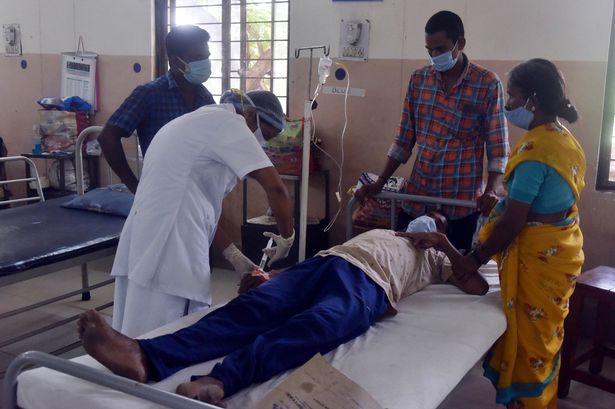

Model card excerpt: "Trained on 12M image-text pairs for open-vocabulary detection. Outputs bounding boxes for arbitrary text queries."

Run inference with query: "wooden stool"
[558,266,615,397]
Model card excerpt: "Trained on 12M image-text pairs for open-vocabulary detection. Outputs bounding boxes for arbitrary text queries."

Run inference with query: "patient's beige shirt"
[317,229,453,308]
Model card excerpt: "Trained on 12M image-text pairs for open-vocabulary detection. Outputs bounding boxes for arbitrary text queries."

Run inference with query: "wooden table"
[558,265,615,397]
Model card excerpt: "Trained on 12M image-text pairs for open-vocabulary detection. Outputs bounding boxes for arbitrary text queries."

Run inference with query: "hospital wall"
[286,0,615,269]
[0,0,154,197]
[1,0,614,269]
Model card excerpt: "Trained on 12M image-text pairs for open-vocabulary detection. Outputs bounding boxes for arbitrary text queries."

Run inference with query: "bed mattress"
[17,263,505,409]
[0,196,124,276]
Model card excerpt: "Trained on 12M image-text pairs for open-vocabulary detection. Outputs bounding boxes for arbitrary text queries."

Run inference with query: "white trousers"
[112,276,209,337]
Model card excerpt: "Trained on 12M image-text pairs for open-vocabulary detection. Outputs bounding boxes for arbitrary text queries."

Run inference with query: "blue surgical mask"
[178,57,212,84]
[504,97,535,130]
[406,215,437,233]
[429,42,459,72]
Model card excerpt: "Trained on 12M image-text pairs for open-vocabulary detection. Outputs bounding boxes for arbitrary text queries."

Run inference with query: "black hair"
[509,58,579,123]
[165,25,210,58]
[425,11,465,42]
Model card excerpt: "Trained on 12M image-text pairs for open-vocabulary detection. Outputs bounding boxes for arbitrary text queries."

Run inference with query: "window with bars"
[155,0,289,109]
[598,5,615,190]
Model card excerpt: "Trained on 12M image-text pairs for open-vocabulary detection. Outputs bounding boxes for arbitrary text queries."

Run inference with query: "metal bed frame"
[0,127,116,356]
[75,126,143,194]
[2,351,220,409]
[345,191,476,239]
[0,155,45,205]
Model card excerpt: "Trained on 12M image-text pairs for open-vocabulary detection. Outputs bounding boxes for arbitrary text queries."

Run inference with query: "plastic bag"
[352,172,405,228]
[39,110,90,152]
[264,118,319,176]
[49,159,90,192]
[266,118,304,150]
[37,97,64,110]
[85,139,102,156]
[63,96,92,112]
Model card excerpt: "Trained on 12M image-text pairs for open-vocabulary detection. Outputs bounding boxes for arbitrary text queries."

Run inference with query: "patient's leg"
[137,256,338,382]
[78,310,148,383]
[192,259,390,399]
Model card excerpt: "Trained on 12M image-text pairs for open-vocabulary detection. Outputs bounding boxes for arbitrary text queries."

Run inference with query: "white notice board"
[60,44,98,111]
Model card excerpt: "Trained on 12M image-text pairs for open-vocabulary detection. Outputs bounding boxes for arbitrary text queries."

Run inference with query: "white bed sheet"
[17,263,505,409]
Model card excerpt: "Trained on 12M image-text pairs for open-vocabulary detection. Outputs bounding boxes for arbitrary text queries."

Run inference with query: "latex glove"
[222,243,257,278]
[262,229,295,266]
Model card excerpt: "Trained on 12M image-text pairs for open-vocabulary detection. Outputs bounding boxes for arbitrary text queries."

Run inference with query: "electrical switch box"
[339,19,370,61]
[3,24,22,56]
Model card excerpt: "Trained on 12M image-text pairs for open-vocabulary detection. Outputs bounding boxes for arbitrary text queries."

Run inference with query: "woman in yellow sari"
[467,59,585,408]
[401,59,585,408]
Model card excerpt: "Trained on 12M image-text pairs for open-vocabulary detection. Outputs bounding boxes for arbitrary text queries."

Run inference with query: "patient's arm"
[396,232,489,295]
[432,234,489,295]
[237,266,291,294]
[446,268,489,295]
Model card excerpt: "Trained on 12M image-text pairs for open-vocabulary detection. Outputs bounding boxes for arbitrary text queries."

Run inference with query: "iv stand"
[294,45,330,100]
[294,45,330,262]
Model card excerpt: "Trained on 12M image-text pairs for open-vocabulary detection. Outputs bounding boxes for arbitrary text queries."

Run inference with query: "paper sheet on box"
[254,354,384,409]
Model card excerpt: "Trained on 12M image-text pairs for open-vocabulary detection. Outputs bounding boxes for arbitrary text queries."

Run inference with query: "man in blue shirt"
[98,25,216,193]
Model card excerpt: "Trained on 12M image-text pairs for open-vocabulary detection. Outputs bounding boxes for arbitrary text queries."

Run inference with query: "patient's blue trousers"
[138,256,389,396]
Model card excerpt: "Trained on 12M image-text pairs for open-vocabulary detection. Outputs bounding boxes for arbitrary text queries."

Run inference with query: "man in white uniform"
[111,89,294,337]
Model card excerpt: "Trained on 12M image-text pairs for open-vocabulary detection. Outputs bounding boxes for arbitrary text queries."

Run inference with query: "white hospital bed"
[3,194,506,409]
[6,264,503,409]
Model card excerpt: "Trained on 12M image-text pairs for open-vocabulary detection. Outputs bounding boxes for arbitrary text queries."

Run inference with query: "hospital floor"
[0,259,613,408]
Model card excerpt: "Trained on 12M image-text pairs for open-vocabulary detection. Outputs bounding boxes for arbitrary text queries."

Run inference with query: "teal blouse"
[495,161,575,225]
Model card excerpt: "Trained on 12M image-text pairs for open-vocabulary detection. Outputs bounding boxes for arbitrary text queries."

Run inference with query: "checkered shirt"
[108,72,215,154]
[388,58,509,219]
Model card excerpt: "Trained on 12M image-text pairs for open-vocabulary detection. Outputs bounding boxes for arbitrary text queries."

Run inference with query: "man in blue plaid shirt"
[99,25,216,193]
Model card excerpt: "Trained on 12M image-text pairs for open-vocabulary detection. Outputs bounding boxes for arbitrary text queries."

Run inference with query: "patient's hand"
[238,269,270,295]
[395,232,445,250]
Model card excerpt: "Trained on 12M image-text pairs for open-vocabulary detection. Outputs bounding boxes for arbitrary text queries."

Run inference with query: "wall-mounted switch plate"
[3,24,22,56]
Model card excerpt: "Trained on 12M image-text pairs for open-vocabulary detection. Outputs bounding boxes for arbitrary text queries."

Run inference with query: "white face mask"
[253,113,267,147]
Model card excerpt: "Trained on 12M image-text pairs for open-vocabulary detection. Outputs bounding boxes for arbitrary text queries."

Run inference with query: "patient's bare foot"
[176,376,225,406]
[78,310,147,383]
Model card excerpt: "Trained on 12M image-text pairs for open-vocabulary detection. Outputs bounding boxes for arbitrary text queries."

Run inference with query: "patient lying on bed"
[78,229,487,405]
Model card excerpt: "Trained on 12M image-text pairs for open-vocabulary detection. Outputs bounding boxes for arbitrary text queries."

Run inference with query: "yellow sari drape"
[481,123,586,408]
